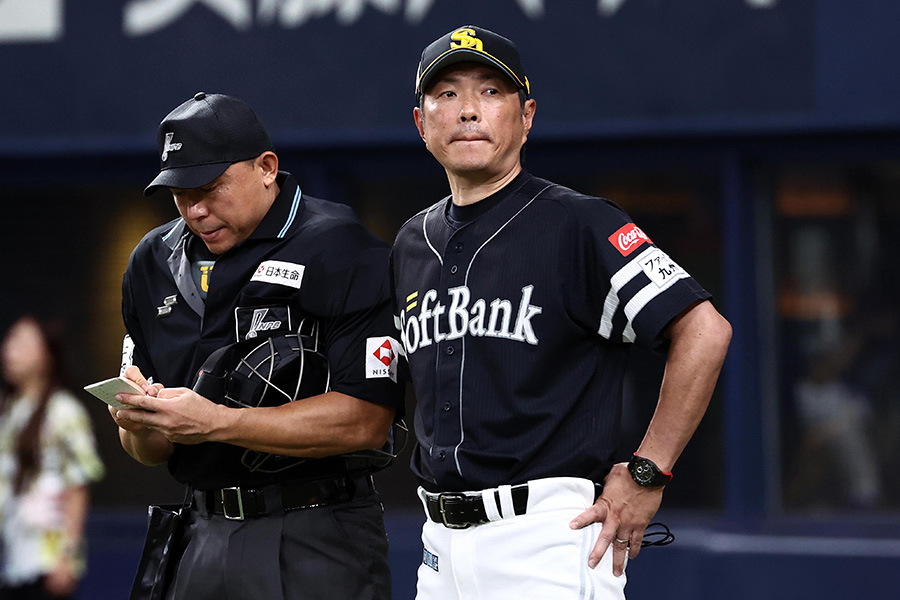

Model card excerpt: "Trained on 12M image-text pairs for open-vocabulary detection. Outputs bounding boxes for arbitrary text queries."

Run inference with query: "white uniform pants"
[416,477,626,600]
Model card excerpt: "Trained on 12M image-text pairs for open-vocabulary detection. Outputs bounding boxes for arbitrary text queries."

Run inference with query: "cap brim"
[143,162,232,196]
[418,50,524,98]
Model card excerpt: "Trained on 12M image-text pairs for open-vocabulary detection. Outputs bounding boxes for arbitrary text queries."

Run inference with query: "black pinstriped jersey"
[390,171,711,492]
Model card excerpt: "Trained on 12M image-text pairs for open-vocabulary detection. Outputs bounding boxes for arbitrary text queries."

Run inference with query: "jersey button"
[437,451,446,461]
[454,243,464,253]
[445,346,455,355]
[443,402,452,412]
[450,265,458,274]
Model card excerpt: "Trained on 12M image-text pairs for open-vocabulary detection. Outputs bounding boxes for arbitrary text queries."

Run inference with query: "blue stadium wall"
[2,0,899,154]
[3,1,900,599]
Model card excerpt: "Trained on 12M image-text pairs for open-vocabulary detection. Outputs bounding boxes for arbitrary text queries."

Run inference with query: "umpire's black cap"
[415,25,530,102]
[144,92,273,196]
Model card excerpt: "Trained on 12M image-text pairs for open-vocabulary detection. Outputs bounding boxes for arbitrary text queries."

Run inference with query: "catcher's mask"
[193,318,328,411]
[192,319,401,473]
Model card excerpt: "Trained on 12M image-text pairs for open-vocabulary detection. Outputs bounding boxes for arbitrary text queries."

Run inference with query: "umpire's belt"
[198,474,370,521]
[424,484,529,529]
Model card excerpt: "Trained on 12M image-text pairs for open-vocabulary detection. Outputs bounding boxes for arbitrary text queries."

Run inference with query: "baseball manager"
[390,26,732,599]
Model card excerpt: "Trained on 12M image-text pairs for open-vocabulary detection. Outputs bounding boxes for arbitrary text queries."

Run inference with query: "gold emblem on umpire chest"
[199,264,214,293]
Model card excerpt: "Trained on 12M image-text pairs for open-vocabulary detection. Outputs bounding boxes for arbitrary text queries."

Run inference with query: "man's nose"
[459,95,479,122]
[187,200,208,219]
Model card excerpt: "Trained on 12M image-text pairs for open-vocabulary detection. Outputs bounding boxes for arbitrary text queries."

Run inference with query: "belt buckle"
[438,493,470,529]
[221,487,245,521]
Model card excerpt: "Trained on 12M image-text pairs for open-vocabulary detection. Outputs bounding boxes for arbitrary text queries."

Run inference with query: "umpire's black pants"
[166,477,391,600]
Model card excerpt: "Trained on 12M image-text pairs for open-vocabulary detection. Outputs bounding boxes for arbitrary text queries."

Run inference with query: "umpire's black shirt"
[123,172,404,490]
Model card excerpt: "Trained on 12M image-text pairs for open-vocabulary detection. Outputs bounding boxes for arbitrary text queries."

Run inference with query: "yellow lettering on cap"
[450,28,483,52]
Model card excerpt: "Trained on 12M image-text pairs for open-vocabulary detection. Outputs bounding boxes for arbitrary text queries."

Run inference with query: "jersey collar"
[446,169,531,224]
[247,171,304,240]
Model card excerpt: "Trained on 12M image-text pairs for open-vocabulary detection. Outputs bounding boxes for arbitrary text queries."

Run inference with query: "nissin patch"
[251,260,305,289]
[609,224,652,257]
[366,336,399,382]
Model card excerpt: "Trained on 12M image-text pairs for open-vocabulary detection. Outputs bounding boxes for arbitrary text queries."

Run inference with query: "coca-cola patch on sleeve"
[608,223,652,257]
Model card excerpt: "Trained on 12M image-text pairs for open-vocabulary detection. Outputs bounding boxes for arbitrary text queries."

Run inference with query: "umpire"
[108,92,404,600]
[391,26,732,599]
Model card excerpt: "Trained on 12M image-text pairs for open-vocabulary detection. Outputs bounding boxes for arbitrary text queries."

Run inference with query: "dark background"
[2,1,900,598]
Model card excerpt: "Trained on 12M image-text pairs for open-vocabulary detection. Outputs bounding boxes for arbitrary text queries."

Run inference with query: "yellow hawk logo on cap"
[450,28,483,52]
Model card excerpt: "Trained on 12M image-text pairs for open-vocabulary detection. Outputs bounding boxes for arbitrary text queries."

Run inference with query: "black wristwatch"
[628,454,673,487]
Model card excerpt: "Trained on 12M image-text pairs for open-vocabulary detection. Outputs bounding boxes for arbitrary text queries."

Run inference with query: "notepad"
[83,376,144,409]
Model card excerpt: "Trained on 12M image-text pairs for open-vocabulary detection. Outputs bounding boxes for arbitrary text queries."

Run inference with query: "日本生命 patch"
[250,260,305,289]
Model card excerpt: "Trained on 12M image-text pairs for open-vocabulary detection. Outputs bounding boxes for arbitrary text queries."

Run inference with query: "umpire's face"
[170,151,279,255]
[414,63,535,181]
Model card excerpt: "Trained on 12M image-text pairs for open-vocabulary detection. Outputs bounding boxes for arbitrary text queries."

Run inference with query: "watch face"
[629,456,669,487]
[632,459,655,484]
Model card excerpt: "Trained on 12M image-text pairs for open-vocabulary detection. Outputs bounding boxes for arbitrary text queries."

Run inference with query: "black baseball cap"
[144,92,273,196]
[415,26,530,102]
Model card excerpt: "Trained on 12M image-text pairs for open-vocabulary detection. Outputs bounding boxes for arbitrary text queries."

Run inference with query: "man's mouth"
[452,130,490,143]
[198,227,223,241]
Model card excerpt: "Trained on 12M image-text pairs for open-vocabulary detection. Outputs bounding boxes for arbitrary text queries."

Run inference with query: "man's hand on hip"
[568,462,663,577]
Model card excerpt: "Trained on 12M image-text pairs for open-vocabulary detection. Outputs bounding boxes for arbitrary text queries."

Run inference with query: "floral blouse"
[0,390,105,585]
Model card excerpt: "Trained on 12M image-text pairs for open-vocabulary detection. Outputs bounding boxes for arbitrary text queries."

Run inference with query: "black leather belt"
[200,474,368,521]
[424,484,529,529]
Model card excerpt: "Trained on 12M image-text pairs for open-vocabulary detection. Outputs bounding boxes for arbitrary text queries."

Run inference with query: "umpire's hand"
[107,365,164,432]
[114,386,225,445]
[568,462,663,576]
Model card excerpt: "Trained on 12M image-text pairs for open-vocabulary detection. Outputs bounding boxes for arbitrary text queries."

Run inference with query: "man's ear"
[258,151,279,186]
[413,106,427,143]
[522,98,537,140]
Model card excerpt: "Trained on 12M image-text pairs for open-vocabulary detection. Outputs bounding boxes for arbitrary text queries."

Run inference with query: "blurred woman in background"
[0,317,104,599]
